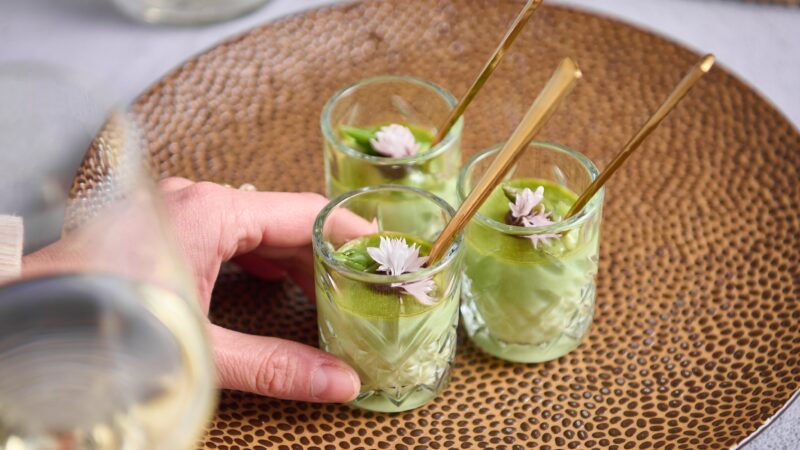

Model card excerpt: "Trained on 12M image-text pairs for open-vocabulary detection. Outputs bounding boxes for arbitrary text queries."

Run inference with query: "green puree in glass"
[317,232,459,412]
[469,178,578,261]
[327,124,459,206]
[462,178,599,363]
[338,124,434,157]
[329,232,436,319]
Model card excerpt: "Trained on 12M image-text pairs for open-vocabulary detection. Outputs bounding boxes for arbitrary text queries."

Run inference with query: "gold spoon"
[432,0,544,145]
[427,57,582,263]
[564,53,716,219]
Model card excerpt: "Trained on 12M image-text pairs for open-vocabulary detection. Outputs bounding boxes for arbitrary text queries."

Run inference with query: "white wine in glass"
[0,64,217,450]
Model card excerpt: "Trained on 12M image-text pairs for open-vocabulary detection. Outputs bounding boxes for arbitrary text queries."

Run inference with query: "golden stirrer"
[427,57,582,263]
[564,54,716,219]
[432,0,544,145]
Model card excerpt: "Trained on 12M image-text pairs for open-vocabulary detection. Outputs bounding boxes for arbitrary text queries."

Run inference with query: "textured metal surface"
[75,1,800,448]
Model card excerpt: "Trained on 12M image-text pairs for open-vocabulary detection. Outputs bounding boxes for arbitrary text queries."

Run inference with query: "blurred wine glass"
[0,63,217,450]
[110,0,272,25]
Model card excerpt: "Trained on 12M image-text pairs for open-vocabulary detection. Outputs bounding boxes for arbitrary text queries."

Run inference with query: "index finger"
[165,183,376,259]
[232,191,378,251]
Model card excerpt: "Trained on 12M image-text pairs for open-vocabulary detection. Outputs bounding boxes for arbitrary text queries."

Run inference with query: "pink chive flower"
[509,186,545,219]
[392,278,436,306]
[510,187,562,249]
[366,236,436,305]
[370,124,421,158]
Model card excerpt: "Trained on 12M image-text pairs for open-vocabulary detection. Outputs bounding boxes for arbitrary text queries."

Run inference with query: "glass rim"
[320,75,463,165]
[313,185,463,283]
[457,141,604,235]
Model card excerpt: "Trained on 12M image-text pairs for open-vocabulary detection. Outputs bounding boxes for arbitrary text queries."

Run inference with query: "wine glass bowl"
[0,64,217,450]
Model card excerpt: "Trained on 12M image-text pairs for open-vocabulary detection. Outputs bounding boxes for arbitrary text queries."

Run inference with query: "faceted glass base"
[350,371,453,413]
[319,296,459,413]
[461,281,596,364]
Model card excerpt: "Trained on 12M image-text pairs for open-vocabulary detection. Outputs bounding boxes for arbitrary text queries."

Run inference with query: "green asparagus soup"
[338,124,434,157]
[328,232,436,319]
[316,232,460,412]
[324,123,461,205]
[461,179,600,363]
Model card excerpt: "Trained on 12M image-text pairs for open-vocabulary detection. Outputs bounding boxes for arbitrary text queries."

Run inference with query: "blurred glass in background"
[110,0,272,25]
[0,63,216,450]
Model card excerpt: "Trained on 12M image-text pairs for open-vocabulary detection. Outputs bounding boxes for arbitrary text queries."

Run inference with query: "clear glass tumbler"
[458,142,604,363]
[321,76,463,206]
[110,0,271,25]
[313,186,464,412]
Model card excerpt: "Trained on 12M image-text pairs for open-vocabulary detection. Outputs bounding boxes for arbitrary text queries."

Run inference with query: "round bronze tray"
[77,0,800,448]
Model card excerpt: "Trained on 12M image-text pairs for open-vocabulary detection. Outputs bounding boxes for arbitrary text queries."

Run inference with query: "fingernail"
[311,365,360,402]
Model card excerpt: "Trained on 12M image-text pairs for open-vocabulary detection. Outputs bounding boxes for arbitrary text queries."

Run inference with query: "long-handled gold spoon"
[564,53,716,219]
[427,57,582,263]
[432,0,544,145]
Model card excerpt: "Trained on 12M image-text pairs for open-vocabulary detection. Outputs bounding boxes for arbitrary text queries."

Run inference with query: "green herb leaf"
[337,124,435,157]
[333,247,379,273]
[338,125,380,156]
[501,183,523,202]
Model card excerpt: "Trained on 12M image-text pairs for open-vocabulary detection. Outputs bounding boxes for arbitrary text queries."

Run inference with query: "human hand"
[25,177,364,403]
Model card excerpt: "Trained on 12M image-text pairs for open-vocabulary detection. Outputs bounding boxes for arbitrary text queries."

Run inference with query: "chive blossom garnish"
[506,186,561,248]
[366,236,436,305]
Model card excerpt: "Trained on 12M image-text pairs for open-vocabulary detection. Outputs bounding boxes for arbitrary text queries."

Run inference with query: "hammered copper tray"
[76,1,800,448]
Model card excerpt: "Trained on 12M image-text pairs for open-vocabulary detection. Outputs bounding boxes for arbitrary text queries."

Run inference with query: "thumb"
[208,325,360,403]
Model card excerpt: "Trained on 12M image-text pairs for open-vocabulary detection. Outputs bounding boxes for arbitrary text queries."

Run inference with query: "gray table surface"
[2,0,799,448]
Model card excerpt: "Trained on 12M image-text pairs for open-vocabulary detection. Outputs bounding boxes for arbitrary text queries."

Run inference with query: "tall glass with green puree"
[321,76,463,207]
[313,186,464,412]
[458,142,604,363]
